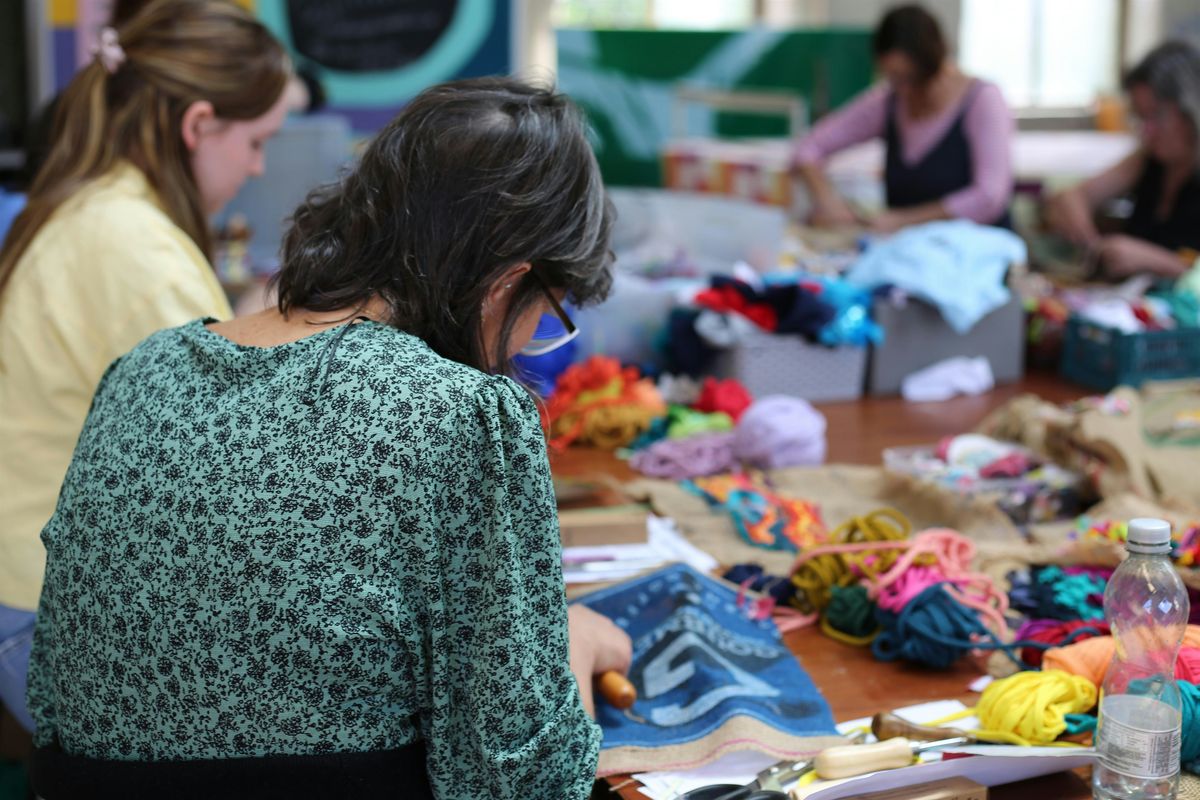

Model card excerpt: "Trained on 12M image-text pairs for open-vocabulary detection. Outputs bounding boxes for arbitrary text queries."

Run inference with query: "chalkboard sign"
[286,0,459,73]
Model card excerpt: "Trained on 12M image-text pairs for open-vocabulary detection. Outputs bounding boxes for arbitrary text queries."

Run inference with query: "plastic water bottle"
[1093,518,1190,800]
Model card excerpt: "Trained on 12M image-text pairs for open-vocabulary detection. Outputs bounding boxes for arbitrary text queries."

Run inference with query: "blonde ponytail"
[0,0,289,299]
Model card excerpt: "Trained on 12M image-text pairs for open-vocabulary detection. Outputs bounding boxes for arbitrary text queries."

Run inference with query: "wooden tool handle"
[872,712,972,743]
[814,737,914,780]
[597,671,637,709]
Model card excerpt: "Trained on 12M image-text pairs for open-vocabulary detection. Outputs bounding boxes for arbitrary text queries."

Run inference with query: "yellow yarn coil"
[790,509,912,614]
[932,669,1097,746]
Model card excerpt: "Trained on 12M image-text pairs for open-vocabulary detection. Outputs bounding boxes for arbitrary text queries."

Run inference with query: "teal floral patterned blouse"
[27,319,601,799]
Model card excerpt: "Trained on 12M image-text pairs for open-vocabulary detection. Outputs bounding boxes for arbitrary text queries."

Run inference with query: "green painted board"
[557,27,874,187]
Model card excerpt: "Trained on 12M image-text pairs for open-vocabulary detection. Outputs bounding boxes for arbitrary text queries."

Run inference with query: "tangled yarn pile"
[544,356,665,449]
[717,506,1200,762]
[686,472,826,552]
[780,515,1114,671]
[1075,516,1200,567]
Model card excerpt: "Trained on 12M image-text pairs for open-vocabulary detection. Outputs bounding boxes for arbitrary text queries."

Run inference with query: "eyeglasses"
[519,272,580,357]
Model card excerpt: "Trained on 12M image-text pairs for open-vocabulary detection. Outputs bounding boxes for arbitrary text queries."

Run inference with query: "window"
[959,0,1120,108]
[553,0,755,29]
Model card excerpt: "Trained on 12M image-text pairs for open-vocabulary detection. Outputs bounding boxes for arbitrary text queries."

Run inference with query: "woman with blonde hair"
[0,0,290,733]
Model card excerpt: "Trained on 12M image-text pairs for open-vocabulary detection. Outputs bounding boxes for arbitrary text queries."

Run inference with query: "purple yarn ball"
[733,395,827,469]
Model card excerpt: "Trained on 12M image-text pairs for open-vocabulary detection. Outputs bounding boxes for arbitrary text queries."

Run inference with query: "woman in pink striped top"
[793,4,1014,232]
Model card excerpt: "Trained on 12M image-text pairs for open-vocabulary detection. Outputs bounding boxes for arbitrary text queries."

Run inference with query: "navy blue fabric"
[577,564,837,750]
[662,308,717,376]
[707,276,836,337]
[33,738,431,800]
[1126,157,1200,251]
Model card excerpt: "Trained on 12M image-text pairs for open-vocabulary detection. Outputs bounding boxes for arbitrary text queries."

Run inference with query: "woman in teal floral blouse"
[27,77,630,800]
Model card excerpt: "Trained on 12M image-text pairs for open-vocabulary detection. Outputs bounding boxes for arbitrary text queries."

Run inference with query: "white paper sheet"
[634,750,782,800]
[794,748,1095,800]
[561,515,717,584]
[628,699,1090,800]
[631,701,971,800]
[799,701,1094,800]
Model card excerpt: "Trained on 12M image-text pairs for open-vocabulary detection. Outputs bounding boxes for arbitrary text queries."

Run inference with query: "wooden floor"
[816,370,1086,464]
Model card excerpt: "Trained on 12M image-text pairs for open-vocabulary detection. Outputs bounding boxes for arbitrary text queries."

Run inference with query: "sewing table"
[551,372,1092,799]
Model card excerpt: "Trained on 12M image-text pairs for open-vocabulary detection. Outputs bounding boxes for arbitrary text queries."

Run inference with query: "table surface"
[665,130,1137,185]
[553,373,1094,799]
[604,626,1093,799]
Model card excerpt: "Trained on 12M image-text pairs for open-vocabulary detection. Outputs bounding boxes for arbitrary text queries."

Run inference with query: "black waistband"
[32,738,432,800]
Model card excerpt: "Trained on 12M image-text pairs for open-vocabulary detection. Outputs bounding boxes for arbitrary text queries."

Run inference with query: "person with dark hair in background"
[25,76,630,799]
[0,0,291,736]
[793,3,1014,232]
[1046,41,1200,279]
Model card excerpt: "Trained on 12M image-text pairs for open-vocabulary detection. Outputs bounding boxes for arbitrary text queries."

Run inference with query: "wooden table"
[554,372,1093,799]
[598,626,1092,799]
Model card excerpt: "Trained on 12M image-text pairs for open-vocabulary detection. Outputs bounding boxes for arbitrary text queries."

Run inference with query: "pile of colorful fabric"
[662,273,880,376]
[715,504,1200,766]
[883,433,1093,526]
[1073,517,1200,568]
[544,357,830,480]
[544,356,666,449]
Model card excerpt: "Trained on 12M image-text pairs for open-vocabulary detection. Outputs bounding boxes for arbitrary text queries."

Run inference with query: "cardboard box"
[558,506,650,548]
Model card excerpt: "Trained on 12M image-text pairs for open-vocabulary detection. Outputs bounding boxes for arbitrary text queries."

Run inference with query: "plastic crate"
[711,328,866,403]
[1061,317,1200,391]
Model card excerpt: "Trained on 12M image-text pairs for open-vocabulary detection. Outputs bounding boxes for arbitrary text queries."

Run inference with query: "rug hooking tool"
[672,734,973,800]
[813,736,972,780]
[598,671,637,710]
[598,671,649,726]
[871,712,976,743]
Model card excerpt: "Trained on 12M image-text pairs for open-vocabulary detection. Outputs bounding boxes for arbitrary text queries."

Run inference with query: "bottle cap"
[1127,518,1172,554]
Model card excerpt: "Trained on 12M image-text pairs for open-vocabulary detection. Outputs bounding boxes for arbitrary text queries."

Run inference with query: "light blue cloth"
[844,221,1026,334]
[0,603,35,732]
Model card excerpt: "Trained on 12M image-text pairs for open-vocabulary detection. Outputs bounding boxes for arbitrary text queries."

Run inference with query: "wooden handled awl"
[814,736,971,780]
[597,671,637,709]
[871,712,975,743]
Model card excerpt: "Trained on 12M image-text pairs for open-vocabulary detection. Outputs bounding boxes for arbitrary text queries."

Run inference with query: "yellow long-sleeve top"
[0,163,232,610]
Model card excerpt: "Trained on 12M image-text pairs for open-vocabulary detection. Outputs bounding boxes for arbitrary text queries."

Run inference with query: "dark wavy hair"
[872,4,947,86]
[273,77,615,373]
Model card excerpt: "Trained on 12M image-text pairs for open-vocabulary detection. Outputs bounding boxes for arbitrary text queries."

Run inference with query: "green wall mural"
[557,27,874,187]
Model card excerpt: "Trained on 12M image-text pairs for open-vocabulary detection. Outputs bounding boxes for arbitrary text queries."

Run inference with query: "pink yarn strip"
[788,539,911,572]
[733,576,817,634]
[786,527,1012,640]
[875,565,945,612]
[773,606,819,635]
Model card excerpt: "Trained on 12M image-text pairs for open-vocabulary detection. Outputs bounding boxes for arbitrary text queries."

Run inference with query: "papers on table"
[631,699,1095,800]
[795,747,1095,800]
[561,515,717,584]
[634,750,782,800]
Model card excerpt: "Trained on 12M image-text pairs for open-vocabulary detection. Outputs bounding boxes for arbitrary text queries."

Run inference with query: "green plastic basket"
[1062,316,1200,391]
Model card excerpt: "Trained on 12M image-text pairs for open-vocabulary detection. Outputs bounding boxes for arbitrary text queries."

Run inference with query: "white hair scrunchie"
[92,27,127,75]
